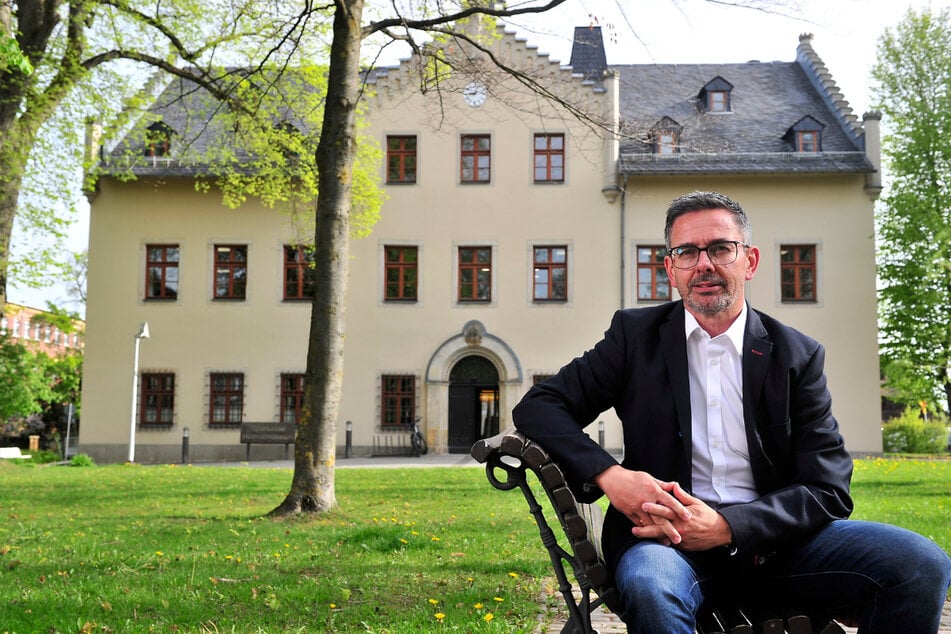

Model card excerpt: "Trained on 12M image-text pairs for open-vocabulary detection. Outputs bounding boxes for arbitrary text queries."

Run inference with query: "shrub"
[69,453,96,467]
[882,406,948,454]
[28,449,62,464]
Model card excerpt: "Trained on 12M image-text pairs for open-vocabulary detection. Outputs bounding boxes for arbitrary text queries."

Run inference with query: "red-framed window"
[636,246,671,301]
[280,373,305,424]
[145,122,172,157]
[655,131,679,155]
[384,246,418,301]
[140,373,175,427]
[458,246,492,302]
[213,245,247,300]
[209,373,244,426]
[381,374,415,430]
[797,131,820,153]
[533,133,565,183]
[708,90,729,112]
[533,246,568,301]
[145,244,179,300]
[780,244,817,302]
[283,245,316,300]
[386,135,417,183]
[460,134,490,183]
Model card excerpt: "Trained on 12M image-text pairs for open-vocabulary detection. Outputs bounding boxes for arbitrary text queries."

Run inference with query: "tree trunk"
[0,0,70,314]
[269,0,364,516]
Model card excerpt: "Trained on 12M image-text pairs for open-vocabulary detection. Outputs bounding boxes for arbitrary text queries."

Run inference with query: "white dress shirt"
[684,304,758,506]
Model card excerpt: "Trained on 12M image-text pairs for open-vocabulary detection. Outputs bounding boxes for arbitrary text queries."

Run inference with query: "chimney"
[82,118,103,199]
[569,26,608,82]
[863,111,882,200]
[84,118,102,168]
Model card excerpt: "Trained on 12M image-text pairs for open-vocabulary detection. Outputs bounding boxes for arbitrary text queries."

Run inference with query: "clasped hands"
[594,465,733,551]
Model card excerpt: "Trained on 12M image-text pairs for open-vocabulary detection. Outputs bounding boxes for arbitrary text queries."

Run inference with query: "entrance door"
[447,356,499,453]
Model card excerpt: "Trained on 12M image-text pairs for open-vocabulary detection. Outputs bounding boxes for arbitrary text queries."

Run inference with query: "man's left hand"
[632,482,734,552]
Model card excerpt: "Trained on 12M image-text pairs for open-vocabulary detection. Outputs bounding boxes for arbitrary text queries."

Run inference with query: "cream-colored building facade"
[79,26,883,463]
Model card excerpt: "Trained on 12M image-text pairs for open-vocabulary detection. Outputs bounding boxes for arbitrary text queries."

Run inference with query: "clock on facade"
[462,81,488,107]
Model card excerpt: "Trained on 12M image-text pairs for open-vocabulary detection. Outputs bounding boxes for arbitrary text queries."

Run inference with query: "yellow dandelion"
[474,602,484,609]
[400,538,408,544]
[484,613,494,622]
[155,551,164,556]
[428,598,439,606]
[435,612,446,622]
[431,536,441,541]
[494,597,504,603]
[508,572,519,579]
[330,603,337,609]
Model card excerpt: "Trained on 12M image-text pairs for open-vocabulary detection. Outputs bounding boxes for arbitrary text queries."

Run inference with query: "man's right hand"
[594,465,692,545]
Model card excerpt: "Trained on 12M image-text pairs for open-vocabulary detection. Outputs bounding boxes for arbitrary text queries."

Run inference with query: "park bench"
[0,447,31,459]
[239,421,295,460]
[470,428,847,634]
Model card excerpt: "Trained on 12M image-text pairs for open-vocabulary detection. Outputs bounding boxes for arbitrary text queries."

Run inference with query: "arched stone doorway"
[448,356,499,453]
[425,320,522,454]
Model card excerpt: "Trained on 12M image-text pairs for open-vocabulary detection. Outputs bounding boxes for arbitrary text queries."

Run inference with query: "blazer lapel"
[743,308,775,476]
[660,303,693,470]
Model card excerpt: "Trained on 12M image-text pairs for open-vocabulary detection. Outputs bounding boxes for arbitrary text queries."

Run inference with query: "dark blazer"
[512,301,854,572]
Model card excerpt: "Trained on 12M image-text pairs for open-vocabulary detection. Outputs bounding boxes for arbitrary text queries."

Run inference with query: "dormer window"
[651,116,682,155]
[699,76,733,113]
[708,91,728,112]
[798,131,819,152]
[145,121,174,157]
[784,116,824,153]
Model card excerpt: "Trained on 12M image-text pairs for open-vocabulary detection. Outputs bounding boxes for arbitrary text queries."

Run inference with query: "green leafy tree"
[0,336,53,424]
[872,7,951,414]
[1,0,329,311]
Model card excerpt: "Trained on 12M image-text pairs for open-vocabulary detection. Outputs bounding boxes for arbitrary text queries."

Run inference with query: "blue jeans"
[614,520,951,634]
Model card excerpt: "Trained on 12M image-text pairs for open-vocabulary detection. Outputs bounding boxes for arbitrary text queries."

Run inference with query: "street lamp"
[128,322,150,462]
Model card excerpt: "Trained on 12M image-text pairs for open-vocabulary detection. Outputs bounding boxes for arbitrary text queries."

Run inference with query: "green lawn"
[0,457,948,633]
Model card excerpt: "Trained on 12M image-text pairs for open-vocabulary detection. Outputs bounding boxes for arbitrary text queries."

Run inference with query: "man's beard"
[683,273,735,316]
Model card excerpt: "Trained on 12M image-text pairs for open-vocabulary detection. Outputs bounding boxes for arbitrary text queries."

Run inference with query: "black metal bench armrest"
[471,428,846,634]
[471,428,623,632]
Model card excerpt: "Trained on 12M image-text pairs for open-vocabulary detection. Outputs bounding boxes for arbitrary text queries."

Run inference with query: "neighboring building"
[79,24,883,463]
[1,302,84,357]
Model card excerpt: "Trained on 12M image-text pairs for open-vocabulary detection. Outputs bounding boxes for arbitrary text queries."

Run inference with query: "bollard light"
[345,420,353,459]
[182,426,190,464]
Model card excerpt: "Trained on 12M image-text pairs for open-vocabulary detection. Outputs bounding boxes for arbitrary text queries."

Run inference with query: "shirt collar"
[684,302,748,355]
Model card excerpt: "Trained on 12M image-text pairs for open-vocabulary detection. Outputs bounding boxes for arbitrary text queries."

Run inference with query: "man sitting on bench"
[513,191,951,633]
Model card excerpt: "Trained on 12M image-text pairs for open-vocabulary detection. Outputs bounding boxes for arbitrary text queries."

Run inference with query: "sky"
[8,0,947,312]
[495,0,946,115]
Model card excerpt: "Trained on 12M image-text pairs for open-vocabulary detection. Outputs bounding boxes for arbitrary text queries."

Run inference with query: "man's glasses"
[667,240,749,269]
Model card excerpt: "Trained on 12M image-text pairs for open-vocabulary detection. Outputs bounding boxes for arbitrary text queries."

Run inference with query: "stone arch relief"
[424,321,523,452]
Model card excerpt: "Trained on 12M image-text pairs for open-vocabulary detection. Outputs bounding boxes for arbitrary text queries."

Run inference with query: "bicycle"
[409,418,428,457]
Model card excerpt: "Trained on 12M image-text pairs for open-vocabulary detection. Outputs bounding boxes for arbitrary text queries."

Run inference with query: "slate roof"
[100,31,872,179]
[613,35,873,176]
[101,71,314,178]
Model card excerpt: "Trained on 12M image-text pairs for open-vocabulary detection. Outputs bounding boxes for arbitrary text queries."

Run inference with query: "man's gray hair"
[664,191,752,248]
